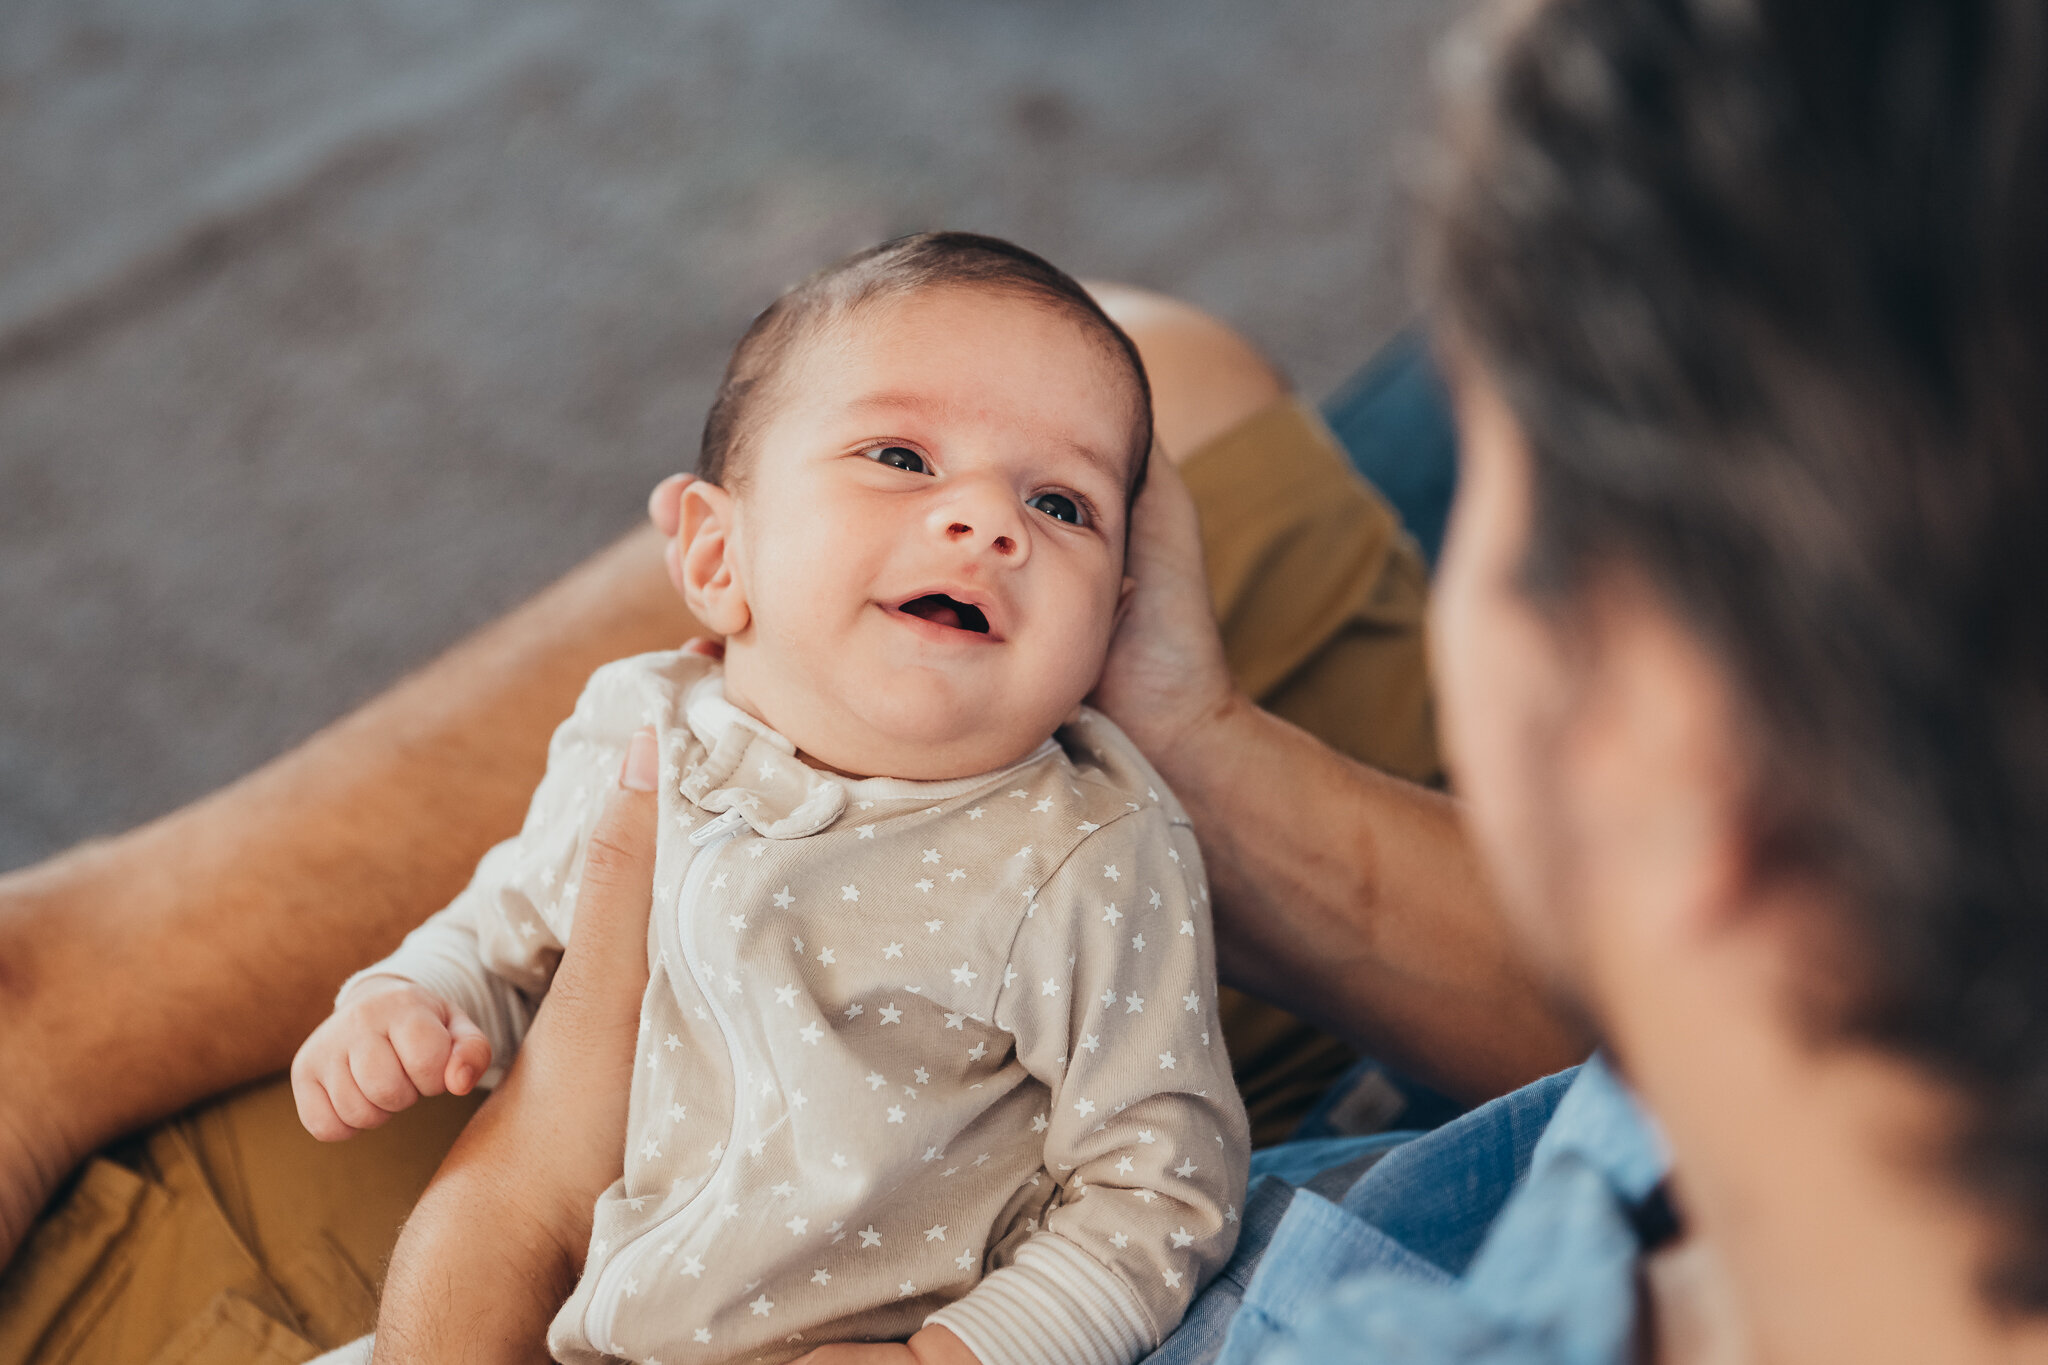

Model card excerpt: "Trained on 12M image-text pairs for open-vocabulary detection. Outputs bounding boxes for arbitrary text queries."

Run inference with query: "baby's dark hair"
[697,232,1152,506]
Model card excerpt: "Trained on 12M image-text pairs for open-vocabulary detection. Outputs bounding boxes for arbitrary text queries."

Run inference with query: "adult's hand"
[1089,444,1241,754]
[373,729,663,1363]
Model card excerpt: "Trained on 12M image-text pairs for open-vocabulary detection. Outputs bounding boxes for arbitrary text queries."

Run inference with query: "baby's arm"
[926,808,1250,1365]
[291,656,675,1140]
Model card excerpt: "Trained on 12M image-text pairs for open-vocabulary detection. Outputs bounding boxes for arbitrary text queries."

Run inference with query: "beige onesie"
[345,650,1250,1365]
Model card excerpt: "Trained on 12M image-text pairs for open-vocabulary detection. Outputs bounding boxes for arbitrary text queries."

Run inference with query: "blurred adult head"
[1423,0,2048,1350]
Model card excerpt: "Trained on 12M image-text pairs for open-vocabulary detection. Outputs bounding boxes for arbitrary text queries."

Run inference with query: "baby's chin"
[725,644,1092,781]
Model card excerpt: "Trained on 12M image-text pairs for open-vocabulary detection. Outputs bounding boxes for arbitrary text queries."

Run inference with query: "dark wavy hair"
[1429,0,2048,1309]
[696,231,1151,507]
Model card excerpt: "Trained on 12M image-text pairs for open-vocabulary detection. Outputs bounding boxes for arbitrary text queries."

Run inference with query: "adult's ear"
[674,480,751,636]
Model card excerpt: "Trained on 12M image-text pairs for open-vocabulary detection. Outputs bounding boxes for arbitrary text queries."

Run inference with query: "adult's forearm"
[1159,691,1588,1104]
[0,526,690,1255]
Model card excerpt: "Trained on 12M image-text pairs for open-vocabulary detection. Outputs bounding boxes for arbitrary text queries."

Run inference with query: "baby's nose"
[945,519,1017,556]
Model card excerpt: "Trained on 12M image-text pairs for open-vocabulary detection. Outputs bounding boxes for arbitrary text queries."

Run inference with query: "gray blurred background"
[0,0,1455,873]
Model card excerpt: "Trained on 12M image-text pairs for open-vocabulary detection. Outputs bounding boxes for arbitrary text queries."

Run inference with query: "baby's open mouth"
[897,593,990,634]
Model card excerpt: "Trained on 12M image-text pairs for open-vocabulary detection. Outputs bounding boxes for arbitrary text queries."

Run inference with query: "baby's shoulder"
[566,649,720,734]
[1046,707,1191,830]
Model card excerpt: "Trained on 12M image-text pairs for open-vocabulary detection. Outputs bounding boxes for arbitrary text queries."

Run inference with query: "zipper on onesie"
[583,804,749,1348]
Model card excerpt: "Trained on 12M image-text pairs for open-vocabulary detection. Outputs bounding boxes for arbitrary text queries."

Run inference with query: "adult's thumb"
[545,729,660,1056]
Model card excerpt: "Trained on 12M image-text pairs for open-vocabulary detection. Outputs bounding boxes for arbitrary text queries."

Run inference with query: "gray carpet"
[0,0,1457,872]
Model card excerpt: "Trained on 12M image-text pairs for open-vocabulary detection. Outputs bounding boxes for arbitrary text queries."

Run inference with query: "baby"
[293,232,1249,1365]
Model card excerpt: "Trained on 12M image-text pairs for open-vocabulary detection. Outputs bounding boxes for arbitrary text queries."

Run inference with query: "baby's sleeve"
[334,659,658,1071]
[925,808,1250,1365]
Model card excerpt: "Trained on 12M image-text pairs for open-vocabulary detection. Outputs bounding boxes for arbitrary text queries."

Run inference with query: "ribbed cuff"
[926,1236,1155,1365]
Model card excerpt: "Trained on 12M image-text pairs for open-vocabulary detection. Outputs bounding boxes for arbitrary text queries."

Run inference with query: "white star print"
[915,878,935,892]
[668,1102,686,1122]
[1132,933,1147,952]
[857,824,876,839]
[914,1067,931,1084]
[790,1089,808,1109]
[748,1137,766,1158]
[1104,864,1120,881]
[1181,919,1196,937]
[1009,789,1028,798]
[774,984,799,1007]
[967,1042,986,1061]
[1033,798,1055,813]
[1080,1032,1101,1053]
[1031,1113,1049,1133]
[967,807,985,819]
[1184,991,1201,1012]
[1163,1269,1183,1289]
[711,872,728,890]
[1227,1203,1240,1224]
[750,1293,774,1316]
[694,1328,712,1343]
[786,1215,808,1235]
[859,1226,882,1248]
[1078,821,1100,833]
[773,887,794,909]
[1125,992,1145,1013]
[925,919,945,934]
[1073,1097,1096,1117]
[879,1003,903,1024]
[640,1138,661,1161]
[886,1105,906,1123]
[1169,848,1181,862]
[943,1011,966,1029]
[1137,1129,1156,1144]
[1102,903,1123,925]
[882,941,904,959]
[799,1022,822,1044]
[899,1280,917,1298]
[1115,1155,1135,1175]
[951,962,978,986]
[956,1250,977,1271]
[679,1256,704,1278]
[1171,1227,1196,1248]
[727,913,747,932]
[758,758,778,781]
[664,1032,681,1052]
[1111,1232,1130,1249]
[724,974,742,996]
[1159,1051,1177,1069]
[792,934,804,953]
[1176,1158,1199,1178]
[841,884,860,901]
[924,1224,947,1242]
[817,946,835,965]
[1041,977,1060,997]
[947,868,967,881]
[1101,988,1119,1007]
[772,1181,796,1197]
[866,1072,886,1090]
[922,849,942,864]
[845,1003,864,1019]
[812,1268,832,1286]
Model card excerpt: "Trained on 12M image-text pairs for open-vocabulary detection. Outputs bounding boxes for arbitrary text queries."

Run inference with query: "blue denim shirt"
[1146,1056,1670,1364]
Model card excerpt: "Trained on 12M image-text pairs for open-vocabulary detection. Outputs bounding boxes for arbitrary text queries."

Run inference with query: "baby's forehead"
[776,289,1148,466]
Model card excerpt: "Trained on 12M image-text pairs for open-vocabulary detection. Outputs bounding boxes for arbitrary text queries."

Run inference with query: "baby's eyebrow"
[843,391,1127,488]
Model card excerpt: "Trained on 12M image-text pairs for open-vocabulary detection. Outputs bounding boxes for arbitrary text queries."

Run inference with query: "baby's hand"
[290,980,492,1141]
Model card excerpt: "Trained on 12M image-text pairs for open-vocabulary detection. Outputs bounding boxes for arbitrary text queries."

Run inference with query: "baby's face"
[705,287,1142,780]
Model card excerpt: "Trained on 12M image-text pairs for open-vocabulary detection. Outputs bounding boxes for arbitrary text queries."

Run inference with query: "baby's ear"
[674,480,752,636]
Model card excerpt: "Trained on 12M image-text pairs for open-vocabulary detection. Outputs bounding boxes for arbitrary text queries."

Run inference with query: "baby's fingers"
[292,1057,357,1143]
[443,1011,492,1095]
[346,1033,421,1122]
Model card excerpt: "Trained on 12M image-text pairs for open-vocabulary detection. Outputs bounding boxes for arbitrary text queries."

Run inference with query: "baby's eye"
[1027,492,1084,525]
[868,445,930,474]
